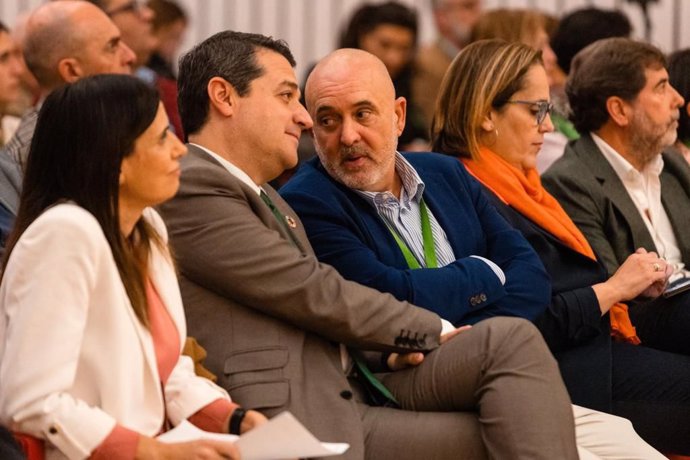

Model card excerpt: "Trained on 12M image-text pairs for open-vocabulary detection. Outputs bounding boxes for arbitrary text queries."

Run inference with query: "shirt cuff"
[440,318,455,334]
[470,255,506,285]
[90,424,139,460]
[187,398,239,433]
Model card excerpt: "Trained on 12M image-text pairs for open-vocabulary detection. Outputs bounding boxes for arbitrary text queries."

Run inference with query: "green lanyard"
[386,199,438,269]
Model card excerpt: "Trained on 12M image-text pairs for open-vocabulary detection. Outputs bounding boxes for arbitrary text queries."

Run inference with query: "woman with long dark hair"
[0,74,262,459]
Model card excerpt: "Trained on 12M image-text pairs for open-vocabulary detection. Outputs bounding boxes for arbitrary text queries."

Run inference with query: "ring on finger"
[653,262,661,272]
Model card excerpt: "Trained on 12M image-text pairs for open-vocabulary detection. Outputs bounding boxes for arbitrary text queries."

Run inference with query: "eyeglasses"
[106,0,145,17]
[506,99,553,126]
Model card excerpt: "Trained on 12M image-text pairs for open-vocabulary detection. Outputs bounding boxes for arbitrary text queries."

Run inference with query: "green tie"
[260,191,399,407]
[349,350,400,407]
[260,190,301,249]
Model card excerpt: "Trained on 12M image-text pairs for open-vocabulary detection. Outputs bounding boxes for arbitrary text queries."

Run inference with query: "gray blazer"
[0,152,22,260]
[542,133,690,275]
[158,145,442,459]
[0,152,21,215]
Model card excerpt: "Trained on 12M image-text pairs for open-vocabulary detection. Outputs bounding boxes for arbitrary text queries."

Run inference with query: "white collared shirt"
[191,143,262,196]
[592,133,688,279]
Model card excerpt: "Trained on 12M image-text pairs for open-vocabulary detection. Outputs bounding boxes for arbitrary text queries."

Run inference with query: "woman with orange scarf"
[430,39,690,455]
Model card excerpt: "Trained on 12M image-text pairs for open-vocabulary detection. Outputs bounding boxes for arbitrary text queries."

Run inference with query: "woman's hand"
[136,436,240,460]
[592,248,670,313]
[239,410,267,434]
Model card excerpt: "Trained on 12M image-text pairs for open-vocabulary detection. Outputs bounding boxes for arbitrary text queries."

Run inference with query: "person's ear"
[480,111,496,132]
[606,96,632,127]
[207,77,237,117]
[685,101,690,118]
[394,96,407,136]
[119,159,130,188]
[56,58,82,83]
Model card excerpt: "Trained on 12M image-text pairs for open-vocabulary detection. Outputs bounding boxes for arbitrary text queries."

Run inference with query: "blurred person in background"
[3,13,40,125]
[668,48,690,164]
[0,0,135,258]
[147,0,188,80]
[413,0,482,133]
[90,0,185,139]
[0,20,23,261]
[88,0,158,71]
[147,0,188,139]
[0,21,23,146]
[544,7,632,172]
[338,1,427,150]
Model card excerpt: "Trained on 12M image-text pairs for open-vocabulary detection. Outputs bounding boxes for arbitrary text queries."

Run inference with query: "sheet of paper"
[157,411,349,459]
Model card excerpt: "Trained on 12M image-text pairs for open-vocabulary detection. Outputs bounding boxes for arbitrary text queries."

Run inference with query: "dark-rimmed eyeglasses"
[506,99,553,126]
[106,0,145,17]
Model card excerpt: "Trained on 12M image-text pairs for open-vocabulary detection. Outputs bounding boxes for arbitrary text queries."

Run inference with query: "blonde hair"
[470,8,548,49]
[430,39,542,159]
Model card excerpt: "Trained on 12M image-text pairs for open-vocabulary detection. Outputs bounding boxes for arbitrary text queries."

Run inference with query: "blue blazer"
[281,153,550,326]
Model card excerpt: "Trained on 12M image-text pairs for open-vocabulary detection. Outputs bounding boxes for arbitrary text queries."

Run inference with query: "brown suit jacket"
[412,40,455,130]
[158,145,442,459]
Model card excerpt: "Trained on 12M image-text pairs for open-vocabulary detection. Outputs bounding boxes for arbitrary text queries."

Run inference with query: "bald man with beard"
[282,48,665,460]
[158,30,584,460]
[3,0,136,171]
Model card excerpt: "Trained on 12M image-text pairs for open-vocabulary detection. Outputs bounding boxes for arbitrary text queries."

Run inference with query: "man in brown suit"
[413,0,481,131]
[159,30,579,460]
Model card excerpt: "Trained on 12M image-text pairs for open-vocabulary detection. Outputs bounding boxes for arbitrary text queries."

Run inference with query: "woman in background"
[0,74,264,459]
[430,39,690,455]
[339,1,427,150]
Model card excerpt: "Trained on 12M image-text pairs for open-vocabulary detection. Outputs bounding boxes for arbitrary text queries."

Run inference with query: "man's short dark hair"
[177,30,295,139]
[566,37,665,133]
[551,8,631,75]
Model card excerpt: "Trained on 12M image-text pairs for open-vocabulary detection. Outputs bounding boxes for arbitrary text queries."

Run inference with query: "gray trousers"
[355,317,663,460]
[356,317,578,459]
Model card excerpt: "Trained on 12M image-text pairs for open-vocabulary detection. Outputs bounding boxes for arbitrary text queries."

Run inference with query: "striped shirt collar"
[354,152,425,208]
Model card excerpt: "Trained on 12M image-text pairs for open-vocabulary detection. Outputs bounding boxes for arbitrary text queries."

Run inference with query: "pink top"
[90,279,236,459]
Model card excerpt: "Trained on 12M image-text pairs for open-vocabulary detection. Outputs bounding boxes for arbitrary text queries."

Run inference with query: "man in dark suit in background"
[543,38,690,355]
[158,30,581,460]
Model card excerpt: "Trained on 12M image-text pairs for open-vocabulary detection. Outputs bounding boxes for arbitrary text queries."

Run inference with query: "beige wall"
[2,0,688,81]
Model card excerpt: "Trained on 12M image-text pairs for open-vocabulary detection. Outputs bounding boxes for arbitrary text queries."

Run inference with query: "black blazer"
[484,192,612,412]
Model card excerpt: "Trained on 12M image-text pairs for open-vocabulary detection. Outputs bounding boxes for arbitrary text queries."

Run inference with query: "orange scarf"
[462,147,640,344]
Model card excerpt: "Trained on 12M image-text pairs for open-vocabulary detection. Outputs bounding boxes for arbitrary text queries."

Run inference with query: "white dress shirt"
[592,133,688,280]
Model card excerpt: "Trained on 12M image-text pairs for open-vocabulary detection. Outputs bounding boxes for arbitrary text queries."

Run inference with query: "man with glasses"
[0,1,135,255]
[1,1,135,171]
[543,38,690,357]
[87,0,157,70]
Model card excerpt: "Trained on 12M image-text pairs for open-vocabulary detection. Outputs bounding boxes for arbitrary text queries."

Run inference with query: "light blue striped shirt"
[354,153,505,283]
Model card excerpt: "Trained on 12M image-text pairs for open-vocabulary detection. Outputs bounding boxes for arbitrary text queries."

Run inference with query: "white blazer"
[0,204,230,459]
